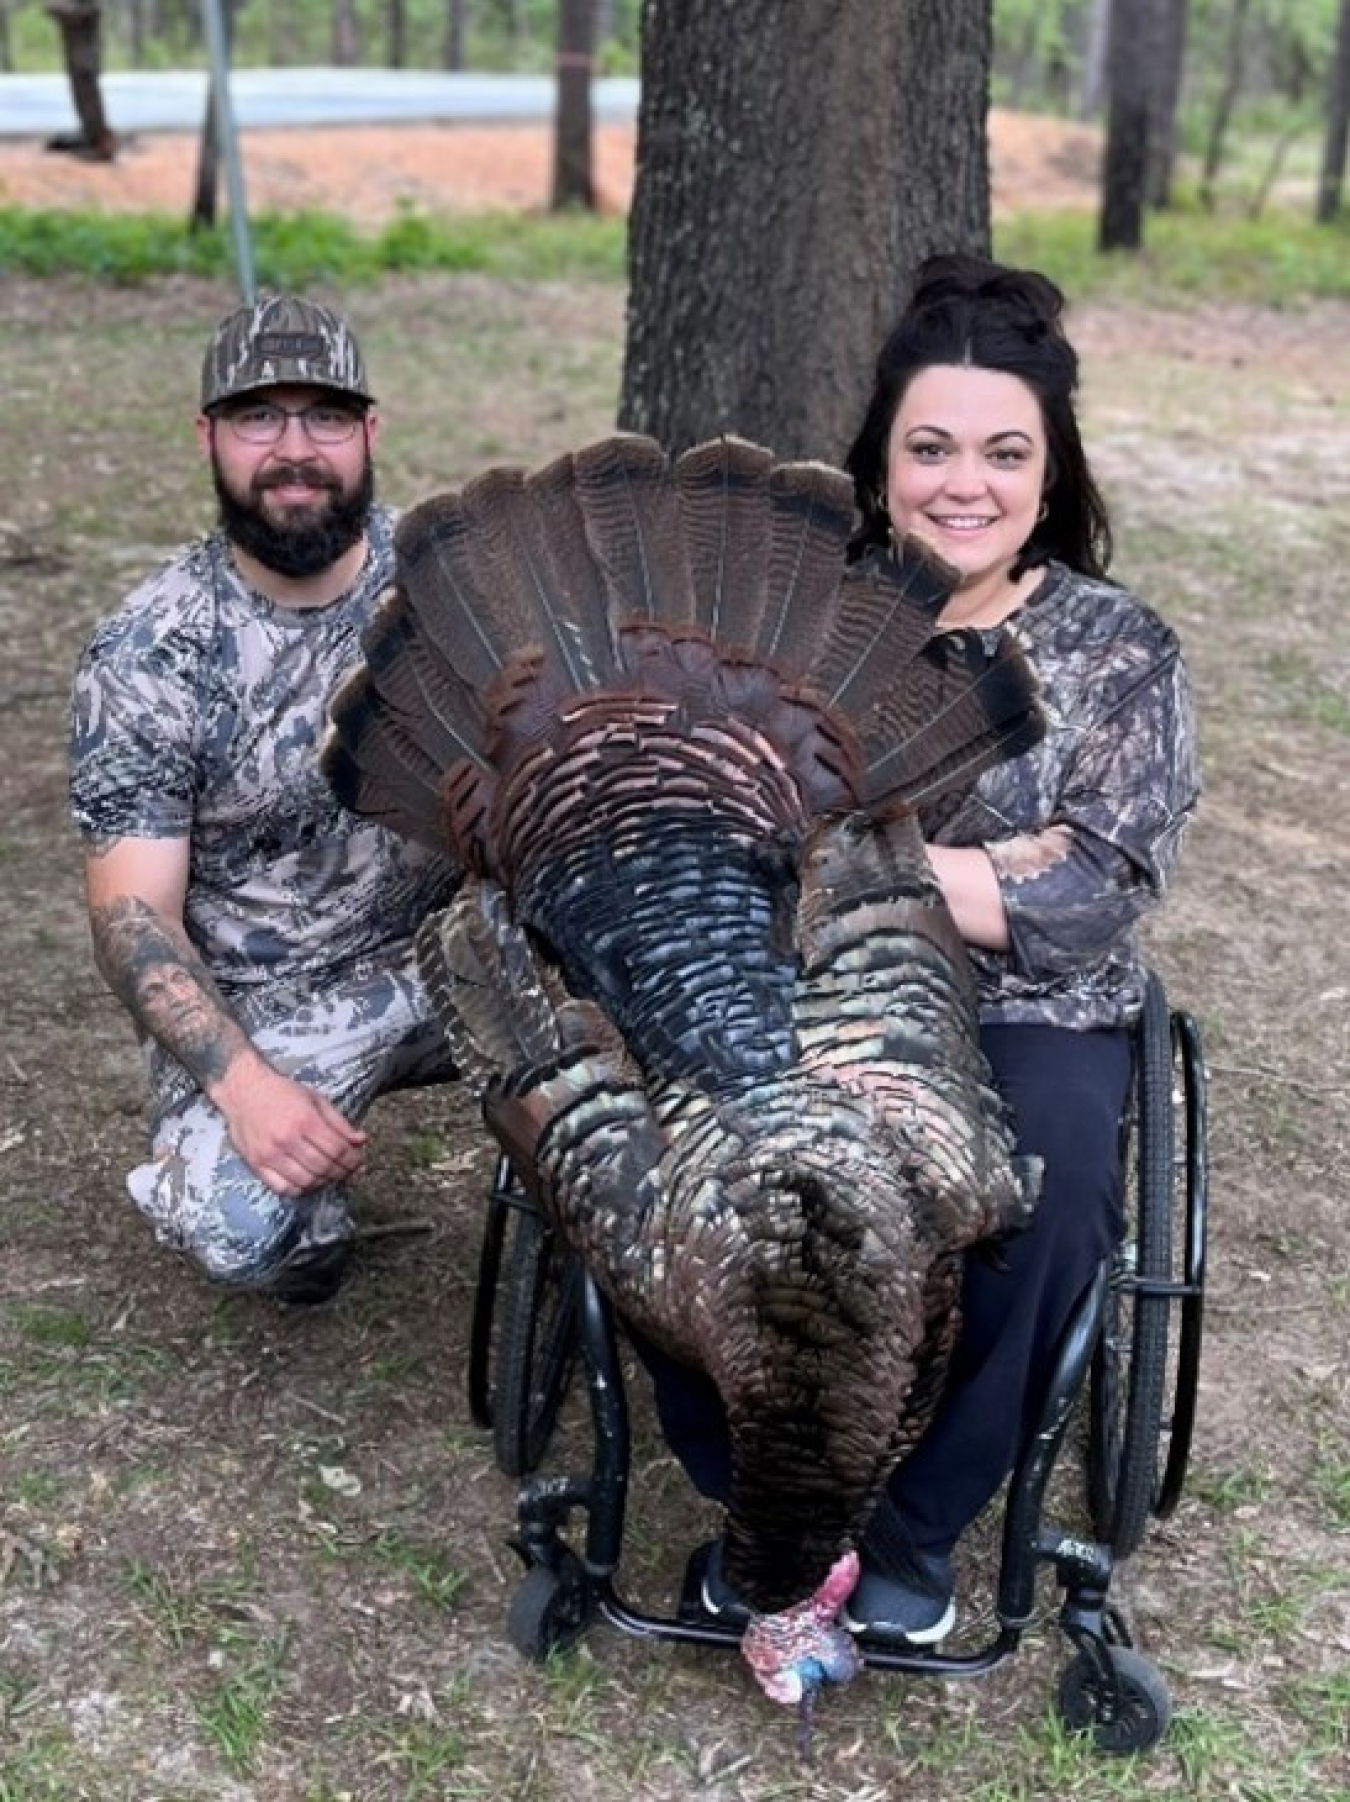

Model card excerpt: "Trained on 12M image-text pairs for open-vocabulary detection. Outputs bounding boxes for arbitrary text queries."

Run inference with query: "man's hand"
[209,1050,368,1198]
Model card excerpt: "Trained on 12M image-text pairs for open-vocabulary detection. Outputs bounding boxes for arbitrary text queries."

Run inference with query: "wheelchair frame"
[466,972,1209,1755]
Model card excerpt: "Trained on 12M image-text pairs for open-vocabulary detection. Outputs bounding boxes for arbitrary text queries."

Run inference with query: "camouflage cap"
[200,292,374,411]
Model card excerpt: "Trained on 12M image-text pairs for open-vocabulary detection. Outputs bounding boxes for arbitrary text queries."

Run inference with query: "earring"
[1036,499,1049,524]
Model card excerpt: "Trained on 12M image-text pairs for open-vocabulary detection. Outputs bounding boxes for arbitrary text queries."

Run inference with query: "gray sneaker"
[841,1549,956,1645]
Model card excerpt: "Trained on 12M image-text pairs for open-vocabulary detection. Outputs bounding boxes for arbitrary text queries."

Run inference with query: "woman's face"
[885,364,1048,599]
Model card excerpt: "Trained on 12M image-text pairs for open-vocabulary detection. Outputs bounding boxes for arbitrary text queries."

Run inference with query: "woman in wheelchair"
[640,254,1201,1647]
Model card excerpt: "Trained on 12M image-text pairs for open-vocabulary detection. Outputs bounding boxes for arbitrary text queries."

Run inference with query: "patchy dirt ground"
[1,131,1348,1802]
[0,107,1105,222]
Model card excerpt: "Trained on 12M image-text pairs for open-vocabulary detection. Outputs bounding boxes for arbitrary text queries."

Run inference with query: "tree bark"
[444,0,469,70]
[1098,0,1151,248]
[44,0,116,160]
[620,0,991,463]
[387,0,407,68]
[1316,0,1350,222]
[1145,0,1189,209]
[552,0,596,211]
[332,0,360,65]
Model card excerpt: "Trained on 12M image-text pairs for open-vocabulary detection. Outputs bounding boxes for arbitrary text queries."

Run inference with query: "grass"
[193,1632,291,1778]
[4,195,1350,310]
[0,203,628,286]
[998,198,1350,305]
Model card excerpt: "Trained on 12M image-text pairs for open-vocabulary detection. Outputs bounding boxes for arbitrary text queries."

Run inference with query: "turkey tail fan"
[572,433,697,629]
[673,436,774,645]
[755,459,857,678]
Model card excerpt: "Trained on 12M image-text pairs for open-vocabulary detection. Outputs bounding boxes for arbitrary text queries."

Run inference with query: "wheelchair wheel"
[467,1155,584,1477]
[507,1551,594,1662]
[1087,973,1208,1557]
[1057,1646,1173,1754]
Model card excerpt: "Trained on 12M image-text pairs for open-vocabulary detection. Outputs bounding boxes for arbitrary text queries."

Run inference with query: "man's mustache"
[254,463,339,493]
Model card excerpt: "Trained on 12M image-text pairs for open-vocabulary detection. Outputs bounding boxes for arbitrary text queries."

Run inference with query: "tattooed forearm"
[89,896,248,1089]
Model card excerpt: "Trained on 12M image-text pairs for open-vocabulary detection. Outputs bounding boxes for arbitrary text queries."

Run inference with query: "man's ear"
[194,413,213,459]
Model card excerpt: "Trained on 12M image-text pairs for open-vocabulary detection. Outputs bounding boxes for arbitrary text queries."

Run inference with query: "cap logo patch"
[257,331,328,359]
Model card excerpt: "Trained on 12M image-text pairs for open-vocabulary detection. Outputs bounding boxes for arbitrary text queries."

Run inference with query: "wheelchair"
[466,970,1209,1756]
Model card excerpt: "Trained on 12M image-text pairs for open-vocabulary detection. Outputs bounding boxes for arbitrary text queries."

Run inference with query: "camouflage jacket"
[934,562,1199,1030]
[68,507,456,996]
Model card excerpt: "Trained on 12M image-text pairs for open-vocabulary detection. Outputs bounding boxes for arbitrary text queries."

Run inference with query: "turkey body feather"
[323,433,1043,1628]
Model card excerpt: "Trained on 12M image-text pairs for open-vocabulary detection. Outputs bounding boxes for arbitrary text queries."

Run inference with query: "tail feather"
[325,674,448,850]
[813,539,953,716]
[523,451,622,681]
[757,461,856,677]
[456,465,608,695]
[358,590,488,771]
[674,436,774,645]
[859,634,1043,807]
[393,490,525,692]
[572,433,695,628]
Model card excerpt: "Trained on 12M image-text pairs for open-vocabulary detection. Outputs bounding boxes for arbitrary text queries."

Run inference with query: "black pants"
[634,1023,1133,1555]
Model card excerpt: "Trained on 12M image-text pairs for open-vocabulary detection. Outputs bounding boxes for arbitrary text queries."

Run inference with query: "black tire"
[507,1556,593,1662]
[1087,972,1176,1558]
[491,1200,584,1479]
[1057,1646,1173,1754]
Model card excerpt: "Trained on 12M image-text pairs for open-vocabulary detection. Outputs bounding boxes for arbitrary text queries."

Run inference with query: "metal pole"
[199,0,256,302]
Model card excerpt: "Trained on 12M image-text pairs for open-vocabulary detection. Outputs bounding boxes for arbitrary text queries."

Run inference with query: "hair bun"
[911,253,1067,336]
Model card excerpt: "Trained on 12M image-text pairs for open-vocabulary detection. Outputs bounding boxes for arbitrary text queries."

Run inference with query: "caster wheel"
[1057,1646,1173,1754]
[507,1554,593,1663]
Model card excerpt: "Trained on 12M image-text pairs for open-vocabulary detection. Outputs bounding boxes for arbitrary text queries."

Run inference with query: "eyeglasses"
[215,401,366,446]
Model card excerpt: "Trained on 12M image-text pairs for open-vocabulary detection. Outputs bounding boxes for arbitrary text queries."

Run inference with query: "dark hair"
[845,253,1112,579]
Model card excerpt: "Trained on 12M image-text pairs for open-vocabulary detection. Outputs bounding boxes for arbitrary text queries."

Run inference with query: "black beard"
[214,459,375,580]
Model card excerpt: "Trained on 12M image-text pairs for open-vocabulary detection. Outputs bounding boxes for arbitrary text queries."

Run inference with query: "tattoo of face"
[89,897,239,1086]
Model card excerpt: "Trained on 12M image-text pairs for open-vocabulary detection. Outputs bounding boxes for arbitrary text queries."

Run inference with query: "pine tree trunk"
[620,0,991,462]
[1316,0,1350,222]
[1145,0,1189,209]
[552,0,595,211]
[1098,0,1150,248]
[332,0,360,66]
[387,0,407,68]
[444,0,469,71]
[44,0,115,159]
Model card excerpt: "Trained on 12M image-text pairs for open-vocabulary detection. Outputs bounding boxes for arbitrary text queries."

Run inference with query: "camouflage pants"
[125,960,455,1291]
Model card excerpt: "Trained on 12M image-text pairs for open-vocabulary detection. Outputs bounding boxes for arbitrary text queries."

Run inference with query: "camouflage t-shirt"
[69,506,456,995]
[931,562,1200,1030]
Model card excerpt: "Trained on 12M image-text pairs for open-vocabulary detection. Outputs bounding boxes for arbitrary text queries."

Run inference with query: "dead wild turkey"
[322,432,1044,1710]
